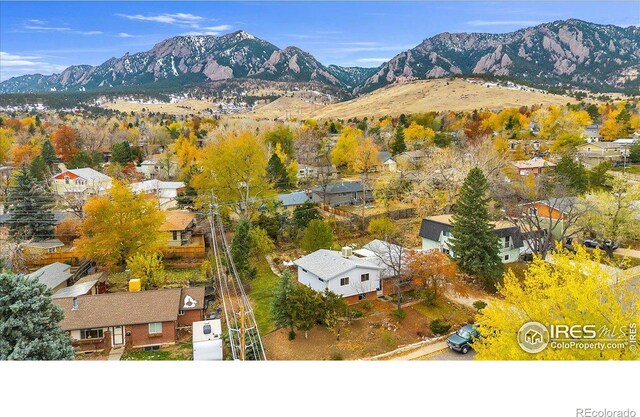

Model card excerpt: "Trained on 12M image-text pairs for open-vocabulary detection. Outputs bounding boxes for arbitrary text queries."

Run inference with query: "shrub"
[473,300,488,311]
[329,352,343,360]
[349,309,363,319]
[419,289,437,306]
[361,300,373,311]
[430,319,451,335]
[392,308,406,320]
[288,330,296,341]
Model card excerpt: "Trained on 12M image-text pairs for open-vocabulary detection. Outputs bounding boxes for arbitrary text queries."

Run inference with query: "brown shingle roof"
[159,211,195,232]
[180,287,206,310]
[54,288,181,330]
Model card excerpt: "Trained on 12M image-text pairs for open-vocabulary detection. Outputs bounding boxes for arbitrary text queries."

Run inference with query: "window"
[178,310,185,316]
[148,322,162,334]
[203,324,211,335]
[504,254,509,261]
[80,329,104,340]
[172,231,178,240]
[143,345,160,351]
[358,293,366,301]
[503,236,511,248]
[64,176,70,184]
[360,273,369,282]
[340,277,349,286]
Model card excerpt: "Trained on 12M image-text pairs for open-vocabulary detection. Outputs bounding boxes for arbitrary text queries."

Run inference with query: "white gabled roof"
[61,168,111,182]
[130,179,185,194]
[294,249,382,281]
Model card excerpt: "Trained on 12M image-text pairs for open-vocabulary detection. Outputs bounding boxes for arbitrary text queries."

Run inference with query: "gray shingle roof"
[533,197,579,214]
[52,280,98,299]
[312,181,363,194]
[294,249,382,281]
[26,262,71,290]
[277,191,310,207]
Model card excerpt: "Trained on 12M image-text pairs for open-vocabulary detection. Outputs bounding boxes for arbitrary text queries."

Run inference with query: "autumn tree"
[192,131,272,219]
[0,127,14,165]
[349,136,380,228]
[330,126,362,168]
[77,181,166,269]
[407,250,462,305]
[578,177,640,257]
[51,125,78,163]
[264,126,294,157]
[449,167,503,290]
[367,216,397,239]
[404,121,435,149]
[474,246,639,360]
[300,219,334,252]
[126,252,165,289]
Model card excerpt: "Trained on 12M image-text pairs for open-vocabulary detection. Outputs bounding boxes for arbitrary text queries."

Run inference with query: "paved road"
[615,248,640,260]
[422,346,477,361]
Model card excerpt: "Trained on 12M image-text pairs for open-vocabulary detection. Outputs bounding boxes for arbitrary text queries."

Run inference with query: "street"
[423,347,477,360]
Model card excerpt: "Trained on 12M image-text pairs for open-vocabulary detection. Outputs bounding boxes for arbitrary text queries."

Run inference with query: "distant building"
[512,158,556,176]
[419,215,522,263]
[160,210,197,247]
[582,124,602,143]
[130,179,185,208]
[576,141,631,166]
[311,181,374,207]
[25,262,72,293]
[52,168,112,200]
[277,190,311,211]
[377,151,397,172]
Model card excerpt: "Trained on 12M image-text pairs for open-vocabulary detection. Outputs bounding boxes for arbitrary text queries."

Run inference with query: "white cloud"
[355,57,390,64]
[116,13,204,27]
[467,20,541,27]
[204,25,232,31]
[77,31,103,36]
[24,25,72,32]
[0,51,68,81]
[117,32,134,38]
[22,21,104,36]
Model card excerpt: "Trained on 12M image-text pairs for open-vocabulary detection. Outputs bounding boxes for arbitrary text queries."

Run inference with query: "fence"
[26,250,82,267]
[162,235,206,259]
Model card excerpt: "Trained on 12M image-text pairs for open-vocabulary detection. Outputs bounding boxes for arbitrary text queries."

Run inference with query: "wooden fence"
[162,235,206,259]
[25,250,82,267]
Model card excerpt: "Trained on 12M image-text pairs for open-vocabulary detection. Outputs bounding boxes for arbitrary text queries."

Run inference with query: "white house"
[52,168,112,200]
[130,179,185,208]
[294,247,383,304]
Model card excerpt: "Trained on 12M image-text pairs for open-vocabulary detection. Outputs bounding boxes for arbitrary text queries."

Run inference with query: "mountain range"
[1,19,639,95]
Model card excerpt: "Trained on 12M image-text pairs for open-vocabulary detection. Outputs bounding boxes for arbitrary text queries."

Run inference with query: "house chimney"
[72,297,79,311]
[341,247,352,258]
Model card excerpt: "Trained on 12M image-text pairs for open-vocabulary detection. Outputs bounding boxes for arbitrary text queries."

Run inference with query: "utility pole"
[240,303,246,361]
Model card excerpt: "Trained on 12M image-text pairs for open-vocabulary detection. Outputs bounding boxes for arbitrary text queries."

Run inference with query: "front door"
[112,326,124,346]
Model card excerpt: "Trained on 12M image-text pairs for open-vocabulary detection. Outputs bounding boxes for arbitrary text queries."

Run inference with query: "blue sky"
[1,1,639,81]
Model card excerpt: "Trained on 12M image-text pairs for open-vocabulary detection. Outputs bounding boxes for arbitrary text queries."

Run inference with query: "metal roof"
[277,191,310,207]
[25,262,71,290]
[312,181,364,194]
[52,280,98,299]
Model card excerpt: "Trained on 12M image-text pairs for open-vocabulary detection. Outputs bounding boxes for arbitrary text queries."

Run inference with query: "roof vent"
[72,297,79,311]
[341,247,352,258]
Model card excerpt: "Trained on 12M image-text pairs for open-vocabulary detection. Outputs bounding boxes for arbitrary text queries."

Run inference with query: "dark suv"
[447,324,479,354]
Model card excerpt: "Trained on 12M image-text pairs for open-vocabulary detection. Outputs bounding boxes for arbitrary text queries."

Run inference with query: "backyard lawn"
[249,257,280,334]
[121,340,193,361]
[107,267,208,292]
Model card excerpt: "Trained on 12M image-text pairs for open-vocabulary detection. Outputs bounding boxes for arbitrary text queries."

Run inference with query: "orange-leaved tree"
[51,125,78,163]
[406,250,465,305]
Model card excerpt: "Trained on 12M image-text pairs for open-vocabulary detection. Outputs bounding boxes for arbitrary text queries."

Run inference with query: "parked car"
[584,239,599,248]
[447,324,479,354]
[600,240,619,251]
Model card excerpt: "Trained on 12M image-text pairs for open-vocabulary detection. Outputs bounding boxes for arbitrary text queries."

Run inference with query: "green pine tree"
[0,273,75,360]
[266,153,290,190]
[231,217,256,280]
[390,124,407,155]
[67,150,103,170]
[290,284,322,339]
[7,165,55,241]
[41,139,57,165]
[29,155,47,181]
[111,141,133,165]
[449,167,503,290]
[270,270,297,338]
[554,156,588,194]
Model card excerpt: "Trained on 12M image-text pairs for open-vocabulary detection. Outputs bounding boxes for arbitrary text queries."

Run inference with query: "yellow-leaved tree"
[77,181,166,269]
[474,245,639,360]
[0,127,15,165]
[192,131,273,219]
[404,121,435,149]
[330,126,363,168]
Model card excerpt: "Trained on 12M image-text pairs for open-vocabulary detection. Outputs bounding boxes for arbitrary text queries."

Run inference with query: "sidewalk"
[108,347,124,361]
[389,341,448,361]
[615,247,640,260]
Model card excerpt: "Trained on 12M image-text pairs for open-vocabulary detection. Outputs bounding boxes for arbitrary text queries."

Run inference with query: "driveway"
[615,247,640,259]
[424,346,477,361]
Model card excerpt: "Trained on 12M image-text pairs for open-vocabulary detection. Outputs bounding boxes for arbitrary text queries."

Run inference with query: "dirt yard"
[263,298,475,360]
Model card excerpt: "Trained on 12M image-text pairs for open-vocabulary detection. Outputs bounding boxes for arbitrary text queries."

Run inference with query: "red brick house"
[54,287,205,353]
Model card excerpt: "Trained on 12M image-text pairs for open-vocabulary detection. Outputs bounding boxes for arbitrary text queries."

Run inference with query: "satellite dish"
[183,295,197,309]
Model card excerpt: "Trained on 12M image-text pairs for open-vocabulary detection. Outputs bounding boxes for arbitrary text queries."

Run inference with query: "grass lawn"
[121,341,193,360]
[249,257,280,334]
[612,165,640,175]
[107,267,207,292]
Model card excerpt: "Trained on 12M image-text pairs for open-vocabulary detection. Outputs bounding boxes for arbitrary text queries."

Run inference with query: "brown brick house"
[54,287,205,353]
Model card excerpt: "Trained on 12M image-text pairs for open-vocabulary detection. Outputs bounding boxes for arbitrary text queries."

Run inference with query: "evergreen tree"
[231,218,256,280]
[629,141,640,164]
[554,156,588,194]
[29,155,47,181]
[290,284,322,339]
[588,162,613,192]
[390,124,407,155]
[41,139,56,165]
[270,270,297,338]
[0,273,75,360]
[266,153,290,189]
[7,165,55,241]
[300,219,334,252]
[111,141,133,165]
[449,167,503,290]
[329,122,338,134]
[291,201,321,231]
[67,150,102,170]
